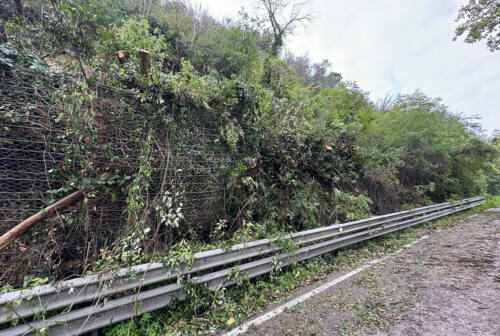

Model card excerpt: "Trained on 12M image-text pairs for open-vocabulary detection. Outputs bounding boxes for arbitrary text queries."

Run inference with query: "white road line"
[221,235,430,336]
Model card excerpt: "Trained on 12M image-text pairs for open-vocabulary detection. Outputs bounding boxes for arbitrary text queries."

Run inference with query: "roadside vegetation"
[0,0,499,333]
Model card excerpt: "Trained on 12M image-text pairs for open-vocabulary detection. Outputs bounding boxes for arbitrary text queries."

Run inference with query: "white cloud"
[203,0,499,135]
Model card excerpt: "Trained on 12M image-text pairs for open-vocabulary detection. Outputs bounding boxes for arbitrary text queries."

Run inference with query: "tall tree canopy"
[454,0,500,51]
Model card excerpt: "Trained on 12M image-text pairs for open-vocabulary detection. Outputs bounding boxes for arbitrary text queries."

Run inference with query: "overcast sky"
[204,0,499,136]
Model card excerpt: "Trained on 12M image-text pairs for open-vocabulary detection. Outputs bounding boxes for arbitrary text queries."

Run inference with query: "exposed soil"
[239,209,500,336]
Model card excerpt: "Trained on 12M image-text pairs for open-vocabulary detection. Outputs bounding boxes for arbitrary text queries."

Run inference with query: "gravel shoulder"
[239,209,500,336]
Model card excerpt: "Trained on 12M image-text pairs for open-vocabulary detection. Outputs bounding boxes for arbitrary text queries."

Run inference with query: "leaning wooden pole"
[0,190,85,250]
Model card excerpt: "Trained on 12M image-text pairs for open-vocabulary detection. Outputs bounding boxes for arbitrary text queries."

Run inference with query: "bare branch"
[259,0,313,56]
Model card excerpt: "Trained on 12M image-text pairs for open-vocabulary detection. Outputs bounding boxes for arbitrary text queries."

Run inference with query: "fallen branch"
[229,192,257,231]
[0,190,85,250]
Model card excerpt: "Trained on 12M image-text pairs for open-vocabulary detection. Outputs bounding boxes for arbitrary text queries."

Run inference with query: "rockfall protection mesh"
[0,66,241,284]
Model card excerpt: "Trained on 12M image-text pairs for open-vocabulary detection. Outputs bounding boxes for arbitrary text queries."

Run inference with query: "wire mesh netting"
[0,66,241,285]
[1,68,65,224]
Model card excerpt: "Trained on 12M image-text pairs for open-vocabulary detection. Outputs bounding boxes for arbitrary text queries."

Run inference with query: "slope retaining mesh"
[0,67,239,285]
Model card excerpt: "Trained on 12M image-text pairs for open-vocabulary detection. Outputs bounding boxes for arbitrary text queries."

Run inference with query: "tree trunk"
[14,0,23,16]
[1,24,8,43]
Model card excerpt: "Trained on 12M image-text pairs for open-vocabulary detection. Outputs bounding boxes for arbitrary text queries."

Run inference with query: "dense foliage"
[454,0,500,52]
[0,0,498,287]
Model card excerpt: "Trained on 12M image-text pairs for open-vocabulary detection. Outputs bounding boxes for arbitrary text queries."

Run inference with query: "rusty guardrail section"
[0,196,484,335]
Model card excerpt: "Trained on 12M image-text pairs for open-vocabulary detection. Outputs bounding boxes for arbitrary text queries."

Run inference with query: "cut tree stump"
[137,49,151,75]
[117,50,129,64]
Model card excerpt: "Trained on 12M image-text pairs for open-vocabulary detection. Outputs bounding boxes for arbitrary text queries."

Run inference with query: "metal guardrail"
[0,196,484,335]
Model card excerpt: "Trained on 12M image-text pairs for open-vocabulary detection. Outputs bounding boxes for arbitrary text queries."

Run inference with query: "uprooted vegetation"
[0,0,499,290]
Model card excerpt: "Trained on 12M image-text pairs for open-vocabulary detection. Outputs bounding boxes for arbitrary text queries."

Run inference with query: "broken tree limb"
[229,192,257,232]
[0,190,85,251]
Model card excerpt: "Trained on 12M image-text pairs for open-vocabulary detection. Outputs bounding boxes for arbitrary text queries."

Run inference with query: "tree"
[454,0,500,51]
[259,0,313,56]
[491,129,500,144]
[283,52,342,90]
[371,91,496,201]
[311,59,342,89]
